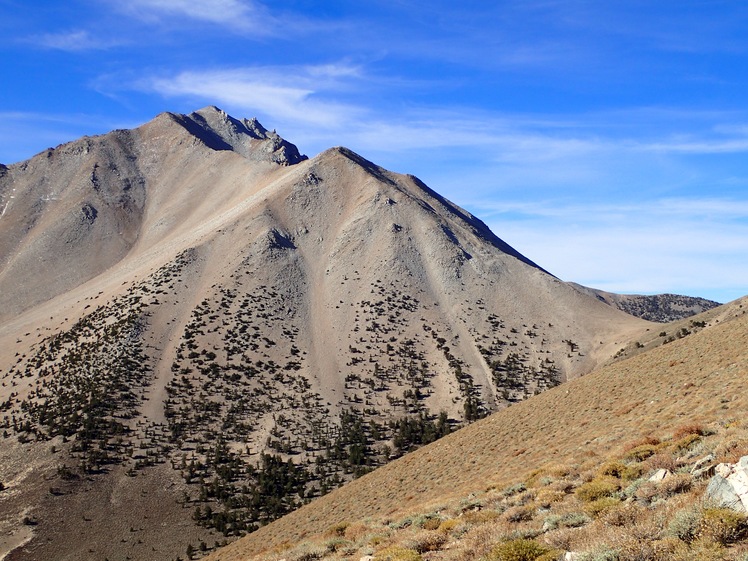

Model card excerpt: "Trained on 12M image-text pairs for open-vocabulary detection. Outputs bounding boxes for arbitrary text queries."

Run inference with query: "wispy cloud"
[122,0,262,28]
[641,138,748,154]
[141,65,366,127]
[473,197,748,301]
[33,30,121,51]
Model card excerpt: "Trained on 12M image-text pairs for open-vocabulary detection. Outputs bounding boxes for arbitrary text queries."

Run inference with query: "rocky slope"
[0,107,656,561]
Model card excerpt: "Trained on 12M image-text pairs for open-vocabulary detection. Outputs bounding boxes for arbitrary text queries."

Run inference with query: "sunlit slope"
[208,298,748,560]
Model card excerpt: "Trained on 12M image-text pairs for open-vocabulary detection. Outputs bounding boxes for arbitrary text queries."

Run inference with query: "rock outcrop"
[705,456,748,511]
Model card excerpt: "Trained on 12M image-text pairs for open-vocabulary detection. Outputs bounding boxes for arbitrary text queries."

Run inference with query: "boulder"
[705,456,748,511]
[649,469,672,482]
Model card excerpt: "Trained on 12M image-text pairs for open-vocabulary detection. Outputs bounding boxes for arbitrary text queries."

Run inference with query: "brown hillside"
[207,297,748,560]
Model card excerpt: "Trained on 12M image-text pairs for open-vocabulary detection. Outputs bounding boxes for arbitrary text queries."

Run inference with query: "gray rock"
[705,455,748,511]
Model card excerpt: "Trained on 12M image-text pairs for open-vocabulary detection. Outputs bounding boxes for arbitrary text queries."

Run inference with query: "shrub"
[673,423,706,439]
[325,521,349,537]
[373,546,423,561]
[501,483,527,497]
[671,539,725,561]
[598,461,627,478]
[646,452,678,472]
[344,521,373,541]
[576,548,619,561]
[504,505,535,523]
[535,489,566,508]
[576,476,621,502]
[488,538,558,561]
[623,436,661,450]
[603,503,646,527]
[658,474,692,497]
[543,512,590,531]
[324,537,351,553]
[585,497,621,518]
[624,444,658,462]
[672,433,702,452]
[437,519,460,535]
[421,516,442,531]
[462,509,501,524]
[287,544,328,561]
[699,507,748,545]
[620,464,644,481]
[404,531,447,553]
[633,481,659,503]
[667,507,701,543]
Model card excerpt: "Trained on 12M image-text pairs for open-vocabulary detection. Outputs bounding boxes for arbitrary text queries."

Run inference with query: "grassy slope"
[207,298,748,560]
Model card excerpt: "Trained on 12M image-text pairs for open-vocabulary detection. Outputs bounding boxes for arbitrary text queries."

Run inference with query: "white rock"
[706,455,748,511]
[649,468,672,482]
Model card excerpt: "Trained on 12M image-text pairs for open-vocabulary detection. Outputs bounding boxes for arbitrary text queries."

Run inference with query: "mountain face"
[0,107,652,561]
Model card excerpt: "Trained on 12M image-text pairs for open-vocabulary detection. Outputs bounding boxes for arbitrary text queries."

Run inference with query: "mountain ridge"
[569,283,721,322]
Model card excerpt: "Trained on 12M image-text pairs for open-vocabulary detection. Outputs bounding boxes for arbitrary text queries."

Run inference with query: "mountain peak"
[152,107,307,165]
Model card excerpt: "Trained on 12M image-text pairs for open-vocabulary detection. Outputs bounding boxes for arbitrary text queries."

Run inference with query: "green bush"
[543,512,590,531]
[585,497,621,518]
[488,538,559,561]
[598,461,627,478]
[577,548,619,561]
[374,546,423,561]
[667,507,701,543]
[699,507,748,545]
[624,444,658,462]
[576,477,620,502]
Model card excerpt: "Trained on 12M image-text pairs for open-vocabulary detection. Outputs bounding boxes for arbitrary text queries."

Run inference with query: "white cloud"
[34,30,121,51]
[143,66,365,127]
[114,0,285,34]
[641,138,748,154]
[125,0,255,25]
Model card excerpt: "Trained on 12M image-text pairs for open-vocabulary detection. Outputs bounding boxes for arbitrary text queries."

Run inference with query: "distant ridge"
[569,283,721,322]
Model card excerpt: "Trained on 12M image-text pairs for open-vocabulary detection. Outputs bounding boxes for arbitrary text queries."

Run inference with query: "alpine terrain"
[0,107,717,561]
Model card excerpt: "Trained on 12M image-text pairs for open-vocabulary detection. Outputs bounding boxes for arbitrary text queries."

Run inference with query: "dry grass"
[208,423,748,561]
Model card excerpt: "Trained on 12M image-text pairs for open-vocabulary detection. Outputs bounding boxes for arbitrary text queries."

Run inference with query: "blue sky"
[2,1,747,302]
